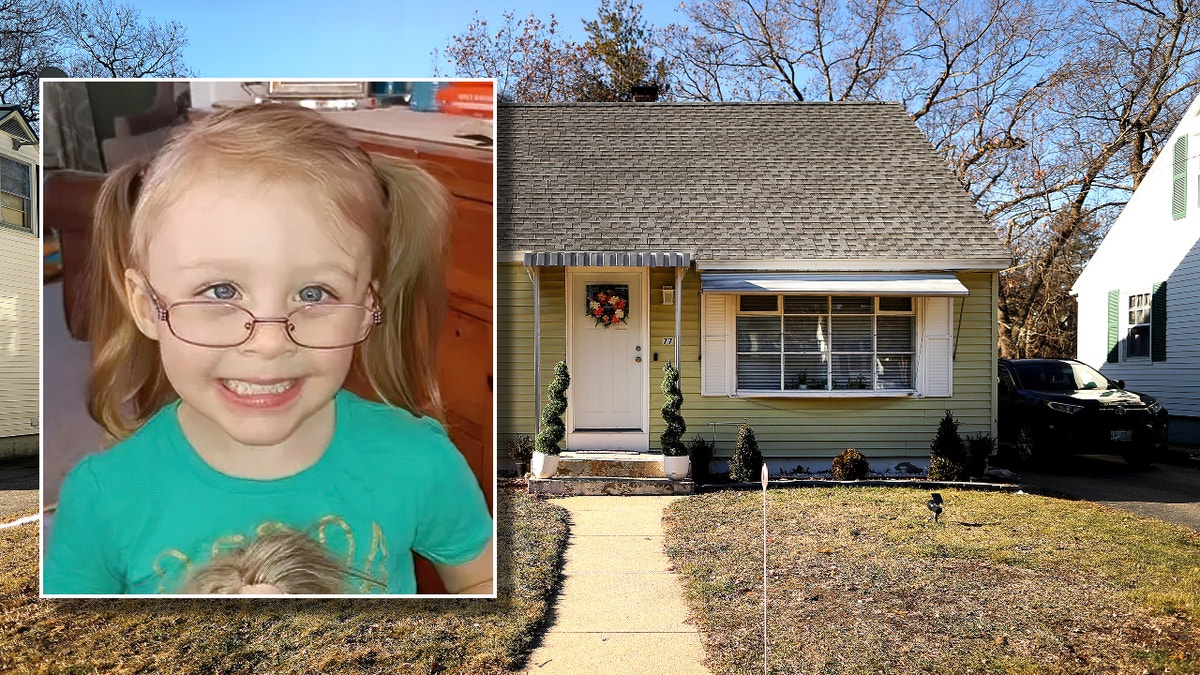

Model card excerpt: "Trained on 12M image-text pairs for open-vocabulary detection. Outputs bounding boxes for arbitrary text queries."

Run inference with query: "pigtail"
[355,158,452,421]
[86,158,176,439]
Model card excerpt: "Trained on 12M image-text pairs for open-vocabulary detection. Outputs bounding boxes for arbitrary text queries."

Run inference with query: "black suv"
[997,358,1168,465]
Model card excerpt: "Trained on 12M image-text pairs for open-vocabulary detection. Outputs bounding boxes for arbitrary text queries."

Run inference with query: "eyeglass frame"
[141,281,384,350]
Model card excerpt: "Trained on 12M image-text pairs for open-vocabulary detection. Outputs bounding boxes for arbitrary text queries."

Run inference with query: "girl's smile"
[218,378,304,409]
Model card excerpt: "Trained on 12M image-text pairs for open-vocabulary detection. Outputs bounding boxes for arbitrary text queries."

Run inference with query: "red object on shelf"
[436,82,494,119]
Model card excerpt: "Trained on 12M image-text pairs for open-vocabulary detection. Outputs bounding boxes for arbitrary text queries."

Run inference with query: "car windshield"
[1012,361,1111,392]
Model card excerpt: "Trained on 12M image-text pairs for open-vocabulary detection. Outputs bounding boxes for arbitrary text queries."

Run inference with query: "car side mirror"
[1111,379,1125,390]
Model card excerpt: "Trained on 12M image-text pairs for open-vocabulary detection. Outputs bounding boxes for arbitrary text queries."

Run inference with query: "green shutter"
[1174,135,1188,220]
[1107,289,1119,363]
[1152,282,1167,362]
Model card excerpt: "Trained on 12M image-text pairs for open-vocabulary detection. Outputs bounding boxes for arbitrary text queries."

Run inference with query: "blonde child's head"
[87,104,451,439]
[183,529,349,594]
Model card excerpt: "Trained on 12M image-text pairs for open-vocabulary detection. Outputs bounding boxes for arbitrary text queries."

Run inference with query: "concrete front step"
[528,476,695,496]
[557,451,667,478]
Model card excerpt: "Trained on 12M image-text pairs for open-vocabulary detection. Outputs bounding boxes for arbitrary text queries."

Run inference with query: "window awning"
[699,272,969,296]
[524,251,692,267]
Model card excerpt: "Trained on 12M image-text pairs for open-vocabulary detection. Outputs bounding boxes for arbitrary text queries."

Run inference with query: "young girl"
[43,104,494,595]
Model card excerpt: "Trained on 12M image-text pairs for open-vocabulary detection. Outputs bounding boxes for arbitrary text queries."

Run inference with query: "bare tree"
[0,0,63,121]
[0,0,193,126]
[56,0,192,79]
[434,10,587,102]
[662,0,1200,358]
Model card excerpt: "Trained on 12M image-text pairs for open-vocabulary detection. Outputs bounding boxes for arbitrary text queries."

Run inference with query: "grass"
[664,488,1200,674]
[0,490,569,675]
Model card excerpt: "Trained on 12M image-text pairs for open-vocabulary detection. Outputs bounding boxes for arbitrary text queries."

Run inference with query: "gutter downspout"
[674,266,683,367]
[525,263,542,435]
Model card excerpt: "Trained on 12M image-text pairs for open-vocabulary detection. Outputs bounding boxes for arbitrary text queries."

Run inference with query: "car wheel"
[1014,425,1038,465]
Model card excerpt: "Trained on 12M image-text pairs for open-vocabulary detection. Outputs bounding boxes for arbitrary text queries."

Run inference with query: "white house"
[0,106,41,456]
[1073,93,1200,443]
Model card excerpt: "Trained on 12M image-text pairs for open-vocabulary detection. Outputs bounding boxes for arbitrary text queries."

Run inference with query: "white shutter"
[921,296,953,397]
[701,294,731,395]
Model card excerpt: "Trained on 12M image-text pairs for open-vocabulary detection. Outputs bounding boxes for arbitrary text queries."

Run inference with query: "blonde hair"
[86,104,451,438]
[183,530,348,594]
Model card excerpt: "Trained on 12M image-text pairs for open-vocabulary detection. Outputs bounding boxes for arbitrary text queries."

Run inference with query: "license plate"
[1110,429,1133,442]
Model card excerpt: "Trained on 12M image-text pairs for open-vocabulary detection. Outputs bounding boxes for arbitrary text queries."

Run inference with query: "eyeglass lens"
[166,303,375,348]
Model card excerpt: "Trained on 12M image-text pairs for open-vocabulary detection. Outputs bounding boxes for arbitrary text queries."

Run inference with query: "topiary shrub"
[660,362,687,457]
[687,434,715,484]
[831,448,870,481]
[964,432,995,479]
[929,410,968,481]
[535,359,570,456]
[728,422,762,483]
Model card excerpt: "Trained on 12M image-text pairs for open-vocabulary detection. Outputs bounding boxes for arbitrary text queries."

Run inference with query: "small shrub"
[728,423,762,483]
[831,448,870,481]
[964,433,995,478]
[505,435,534,466]
[929,410,968,481]
[659,362,687,457]
[535,360,570,456]
[687,434,715,484]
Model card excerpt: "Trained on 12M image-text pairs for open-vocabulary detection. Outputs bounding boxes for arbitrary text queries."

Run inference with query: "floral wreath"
[586,286,628,328]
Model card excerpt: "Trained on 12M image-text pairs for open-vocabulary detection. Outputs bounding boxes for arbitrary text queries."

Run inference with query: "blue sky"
[132,0,685,77]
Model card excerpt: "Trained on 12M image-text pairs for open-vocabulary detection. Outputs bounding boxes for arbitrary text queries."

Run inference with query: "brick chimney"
[631,85,659,102]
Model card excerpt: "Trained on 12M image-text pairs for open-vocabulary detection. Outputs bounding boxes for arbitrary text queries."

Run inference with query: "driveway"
[0,455,39,521]
[1017,454,1200,531]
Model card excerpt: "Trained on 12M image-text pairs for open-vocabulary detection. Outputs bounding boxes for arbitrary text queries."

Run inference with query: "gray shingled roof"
[498,101,1010,263]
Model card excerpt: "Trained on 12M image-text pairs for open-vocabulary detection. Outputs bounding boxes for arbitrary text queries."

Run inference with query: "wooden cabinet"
[344,111,495,595]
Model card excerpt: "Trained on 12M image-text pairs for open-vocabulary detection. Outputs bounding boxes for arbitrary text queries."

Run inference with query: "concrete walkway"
[523,495,711,675]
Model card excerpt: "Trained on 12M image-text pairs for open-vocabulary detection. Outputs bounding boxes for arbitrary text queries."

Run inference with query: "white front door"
[569,270,646,437]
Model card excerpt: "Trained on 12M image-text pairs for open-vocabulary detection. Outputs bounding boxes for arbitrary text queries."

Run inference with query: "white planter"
[531,452,560,479]
[663,455,691,480]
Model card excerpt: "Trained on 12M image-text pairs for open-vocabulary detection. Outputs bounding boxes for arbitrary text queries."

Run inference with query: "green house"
[497,102,1010,469]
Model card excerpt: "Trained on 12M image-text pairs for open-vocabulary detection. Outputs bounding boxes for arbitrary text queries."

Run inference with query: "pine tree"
[535,360,570,456]
[929,410,968,481]
[659,361,686,456]
[728,422,762,483]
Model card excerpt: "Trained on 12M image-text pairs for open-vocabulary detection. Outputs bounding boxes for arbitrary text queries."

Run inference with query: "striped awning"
[699,272,969,296]
[524,251,692,267]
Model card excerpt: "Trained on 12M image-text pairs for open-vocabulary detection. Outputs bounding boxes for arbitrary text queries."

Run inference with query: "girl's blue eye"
[299,286,331,303]
[203,283,238,301]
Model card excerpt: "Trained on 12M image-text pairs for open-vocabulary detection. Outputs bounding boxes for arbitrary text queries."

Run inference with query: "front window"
[0,156,31,230]
[1126,292,1150,360]
[735,295,914,392]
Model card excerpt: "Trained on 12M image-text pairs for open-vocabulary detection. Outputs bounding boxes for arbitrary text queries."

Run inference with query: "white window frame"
[0,152,33,233]
[702,292,954,398]
[1124,289,1152,361]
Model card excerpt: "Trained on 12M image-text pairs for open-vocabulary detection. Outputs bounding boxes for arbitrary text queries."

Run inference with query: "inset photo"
[41,79,496,597]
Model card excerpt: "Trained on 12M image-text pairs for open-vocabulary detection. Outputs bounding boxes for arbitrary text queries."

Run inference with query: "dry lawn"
[0,491,568,674]
[665,488,1200,675]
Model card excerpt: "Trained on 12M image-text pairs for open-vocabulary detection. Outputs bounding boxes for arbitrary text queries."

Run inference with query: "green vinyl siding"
[499,263,998,460]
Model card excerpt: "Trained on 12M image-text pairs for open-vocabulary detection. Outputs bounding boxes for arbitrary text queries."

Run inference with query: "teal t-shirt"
[44,390,492,595]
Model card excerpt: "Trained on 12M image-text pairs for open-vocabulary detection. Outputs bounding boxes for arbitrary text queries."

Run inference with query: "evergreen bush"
[535,360,570,456]
[728,423,762,483]
[831,448,870,481]
[687,434,715,484]
[964,432,995,478]
[928,410,968,481]
[660,362,687,457]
